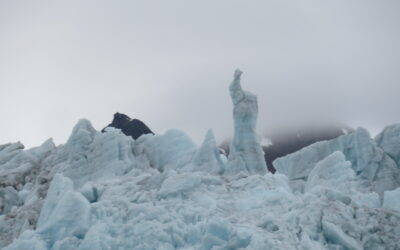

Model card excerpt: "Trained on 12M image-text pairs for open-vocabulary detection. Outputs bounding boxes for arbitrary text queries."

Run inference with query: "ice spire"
[191,129,225,174]
[226,69,267,175]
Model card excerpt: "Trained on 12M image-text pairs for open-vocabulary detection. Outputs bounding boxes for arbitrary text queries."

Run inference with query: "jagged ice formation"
[226,69,267,176]
[0,70,399,250]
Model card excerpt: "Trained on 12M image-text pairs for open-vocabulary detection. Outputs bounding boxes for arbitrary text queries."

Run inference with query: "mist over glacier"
[1,71,399,250]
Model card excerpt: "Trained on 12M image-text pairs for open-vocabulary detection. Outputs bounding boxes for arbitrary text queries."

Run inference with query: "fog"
[1,0,399,147]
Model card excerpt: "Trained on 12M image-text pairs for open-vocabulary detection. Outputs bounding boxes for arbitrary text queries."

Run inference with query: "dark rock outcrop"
[220,124,353,173]
[102,113,154,139]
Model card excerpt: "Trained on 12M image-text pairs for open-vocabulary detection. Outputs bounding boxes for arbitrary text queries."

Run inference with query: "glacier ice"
[37,181,90,248]
[274,127,400,196]
[137,129,197,172]
[383,187,400,211]
[0,139,57,248]
[321,220,363,250]
[303,151,380,208]
[182,129,225,175]
[375,123,400,167]
[59,120,136,188]
[1,70,400,249]
[158,171,202,198]
[0,187,22,215]
[226,69,267,175]
[305,151,356,192]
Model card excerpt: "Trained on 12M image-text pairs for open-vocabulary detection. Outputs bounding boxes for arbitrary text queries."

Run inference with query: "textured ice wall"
[138,129,197,172]
[0,139,56,247]
[59,120,136,188]
[182,129,225,175]
[375,123,400,167]
[226,69,267,175]
[274,127,400,196]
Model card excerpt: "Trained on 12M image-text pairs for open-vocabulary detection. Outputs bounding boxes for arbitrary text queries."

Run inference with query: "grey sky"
[1,0,399,148]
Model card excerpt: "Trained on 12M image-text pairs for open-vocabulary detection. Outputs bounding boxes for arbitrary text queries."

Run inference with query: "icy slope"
[1,71,400,249]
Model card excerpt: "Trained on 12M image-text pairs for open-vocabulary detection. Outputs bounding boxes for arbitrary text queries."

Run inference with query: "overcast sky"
[1,0,399,148]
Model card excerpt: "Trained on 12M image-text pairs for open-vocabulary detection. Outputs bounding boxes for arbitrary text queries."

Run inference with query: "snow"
[1,70,400,249]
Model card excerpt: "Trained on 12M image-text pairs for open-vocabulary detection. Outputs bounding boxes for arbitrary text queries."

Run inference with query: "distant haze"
[1,0,399,147]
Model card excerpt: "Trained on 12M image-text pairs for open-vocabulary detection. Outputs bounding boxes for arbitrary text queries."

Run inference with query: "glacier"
[0,70,399,249]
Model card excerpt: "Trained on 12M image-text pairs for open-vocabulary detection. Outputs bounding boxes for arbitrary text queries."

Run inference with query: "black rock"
[102,112,154,140]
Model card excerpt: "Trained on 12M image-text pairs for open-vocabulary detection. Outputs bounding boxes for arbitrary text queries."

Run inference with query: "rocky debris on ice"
[1,70,400,249]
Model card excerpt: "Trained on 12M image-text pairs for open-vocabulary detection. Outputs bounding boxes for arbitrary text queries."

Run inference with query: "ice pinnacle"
[226,69,267,175]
